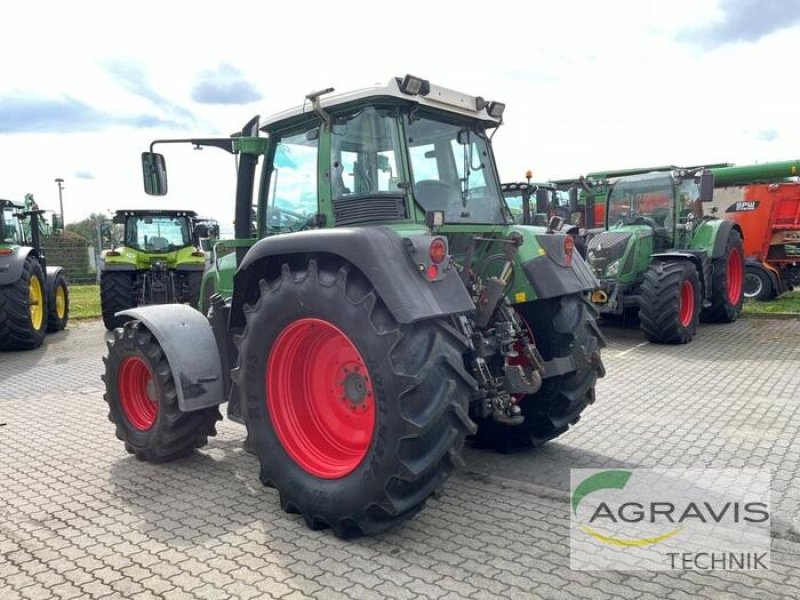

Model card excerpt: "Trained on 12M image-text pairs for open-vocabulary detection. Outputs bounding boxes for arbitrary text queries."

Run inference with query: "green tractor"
[100,209,207,329]
[102,75,605,537]
[0,199,69,350]
[585,168,744,343]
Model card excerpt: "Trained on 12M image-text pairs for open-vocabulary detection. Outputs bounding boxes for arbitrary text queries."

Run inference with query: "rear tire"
[179,271,203,308]
[47,272,70,332]
[639,261,700,344]
[237,258,476,538]
[472,295,605,453]
[701,229,744,323]
[0,256,47,350]
[101,271,136,330]
[102,321,221,462]
[743,266,774,301]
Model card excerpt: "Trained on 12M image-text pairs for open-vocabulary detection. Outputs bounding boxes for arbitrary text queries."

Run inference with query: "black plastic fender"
[651,251,709,298]
[0,247,34,286]
[116,305,226,411]
[231,226,475,327]
[711,221,743,259]
[45,265,66,301]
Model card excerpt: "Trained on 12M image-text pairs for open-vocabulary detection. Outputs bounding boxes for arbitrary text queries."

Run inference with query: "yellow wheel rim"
[29,276,44,331]
[56,285,66,319]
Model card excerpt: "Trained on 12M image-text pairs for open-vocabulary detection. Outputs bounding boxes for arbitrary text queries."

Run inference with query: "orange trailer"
[714,183,800,299]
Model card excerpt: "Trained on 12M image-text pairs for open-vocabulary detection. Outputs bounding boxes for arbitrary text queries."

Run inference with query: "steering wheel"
[267,207,309,232]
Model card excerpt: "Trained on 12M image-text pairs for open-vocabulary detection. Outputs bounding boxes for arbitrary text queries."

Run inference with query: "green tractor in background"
[102,75,606,537]
[585,168,744,343]
[0,198,69,350]
[100,209,206,329]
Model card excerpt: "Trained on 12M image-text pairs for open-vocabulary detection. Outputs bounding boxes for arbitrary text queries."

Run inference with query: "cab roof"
[261,75,504,132]
[115,209,197,218]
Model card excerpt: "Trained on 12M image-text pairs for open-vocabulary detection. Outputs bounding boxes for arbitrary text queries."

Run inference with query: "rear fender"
[0,247,34,285]
[116,305,225,411]
[231,226,475,328]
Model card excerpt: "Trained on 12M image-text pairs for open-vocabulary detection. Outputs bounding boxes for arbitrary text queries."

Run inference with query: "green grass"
[743,291,800,316]
[69,284,101,319]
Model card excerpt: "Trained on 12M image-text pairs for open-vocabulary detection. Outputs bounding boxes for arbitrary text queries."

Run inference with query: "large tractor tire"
[179,271,203,308]
[237,258,476,538]
[472,294,605,453]
[701,229,744,323]
[639,261,701,344]
[47,271,70,332]
[0,256,47,351]
[103,321,221,462]
[743,265,774,301]
[101,271,136,330]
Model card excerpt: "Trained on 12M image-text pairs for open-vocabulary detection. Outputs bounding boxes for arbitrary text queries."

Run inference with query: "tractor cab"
[0,200,25,246]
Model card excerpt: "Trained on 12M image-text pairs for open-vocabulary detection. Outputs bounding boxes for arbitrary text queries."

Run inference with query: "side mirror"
[51,214,63,233]
[142,152,168,196]
[193,223,209,245]
[569,187,579,213]
[699,171,714,202]
[534,188,549,214]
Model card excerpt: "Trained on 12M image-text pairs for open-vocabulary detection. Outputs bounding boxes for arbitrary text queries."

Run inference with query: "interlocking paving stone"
[1,317,799,598]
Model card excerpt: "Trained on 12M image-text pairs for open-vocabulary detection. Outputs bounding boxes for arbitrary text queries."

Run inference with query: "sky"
[2,0,799,229]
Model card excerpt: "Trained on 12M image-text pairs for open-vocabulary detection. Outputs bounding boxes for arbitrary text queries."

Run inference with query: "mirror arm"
[149,138,236,154]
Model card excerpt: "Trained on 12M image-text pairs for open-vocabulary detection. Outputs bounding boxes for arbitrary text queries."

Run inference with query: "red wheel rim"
[266,318,375,479]
[118,356,158,430]
[679,280,695,327]
[727,247,743,304]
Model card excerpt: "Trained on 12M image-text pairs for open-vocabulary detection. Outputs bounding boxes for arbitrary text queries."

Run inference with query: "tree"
[66,213,120,248]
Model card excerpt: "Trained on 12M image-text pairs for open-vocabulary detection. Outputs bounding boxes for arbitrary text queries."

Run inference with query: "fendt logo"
[569,469,771,571]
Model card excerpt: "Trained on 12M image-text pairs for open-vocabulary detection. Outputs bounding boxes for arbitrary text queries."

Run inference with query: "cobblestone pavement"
[1,317,799,599]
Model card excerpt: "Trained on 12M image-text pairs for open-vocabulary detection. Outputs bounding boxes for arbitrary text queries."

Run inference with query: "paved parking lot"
[1,317,799,599]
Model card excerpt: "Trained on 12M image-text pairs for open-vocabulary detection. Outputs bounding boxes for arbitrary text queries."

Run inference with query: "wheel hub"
[341,369,369,407]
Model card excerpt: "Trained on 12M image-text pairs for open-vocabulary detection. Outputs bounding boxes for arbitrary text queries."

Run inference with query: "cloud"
[75,170,95,180]
[191,64,263,105]
[679,0,800,48]
[0,95,186,134]
[104,59,196,121]
[755,128,780,142]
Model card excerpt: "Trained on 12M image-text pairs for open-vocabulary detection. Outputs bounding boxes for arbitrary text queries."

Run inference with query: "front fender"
[116,305,225,411]
[232,226,475,327]
[692,219,743,258]
[0,246,33,285]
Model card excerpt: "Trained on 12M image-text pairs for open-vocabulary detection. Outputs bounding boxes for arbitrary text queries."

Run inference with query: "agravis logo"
[570,469,771,571]
[572,470,682,547]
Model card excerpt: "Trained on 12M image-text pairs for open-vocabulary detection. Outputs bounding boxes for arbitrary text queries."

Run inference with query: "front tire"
[639,261,701,344]
[472,295,605,453]
[0,256,47,350]
[743,266,774,301]
[101,271,136,330]
[237,258,476,538]
[47,272,70,332]
[103,321,221,462]
[701,229,744,323]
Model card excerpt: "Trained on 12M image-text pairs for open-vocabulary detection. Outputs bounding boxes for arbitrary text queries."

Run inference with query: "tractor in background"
[102,75,606,538]
[100,209,207,329]
[0,198,69,350]
[584,168,744,343]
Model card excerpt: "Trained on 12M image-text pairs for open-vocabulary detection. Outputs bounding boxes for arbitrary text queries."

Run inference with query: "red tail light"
[426,264,439,280]
[0,248,13,255]
[429,238,447,264]
[564,236,574,267]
